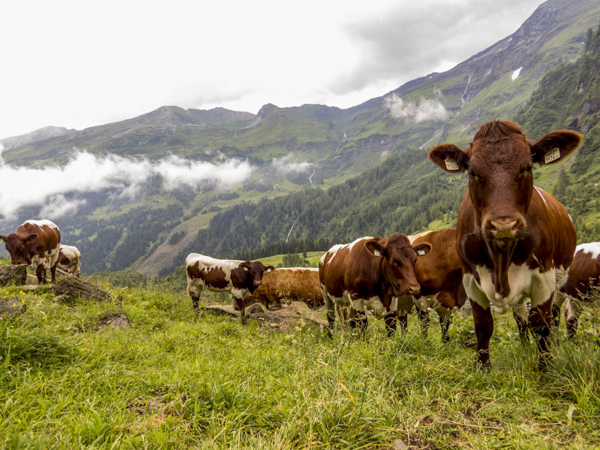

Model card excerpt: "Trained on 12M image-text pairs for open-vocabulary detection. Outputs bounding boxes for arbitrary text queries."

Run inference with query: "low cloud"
[0,151,253,221]
[384,94,449,123]
[272,155,313,173]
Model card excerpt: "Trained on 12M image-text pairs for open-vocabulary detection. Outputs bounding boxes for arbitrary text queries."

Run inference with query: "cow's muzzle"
[485,216,526,241]
[406,284,421,295]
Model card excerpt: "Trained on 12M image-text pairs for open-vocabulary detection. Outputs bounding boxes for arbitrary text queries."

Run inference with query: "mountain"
[0,126,75,153]
[1,0,599,277]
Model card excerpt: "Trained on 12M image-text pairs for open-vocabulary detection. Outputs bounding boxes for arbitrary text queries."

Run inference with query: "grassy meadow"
[0,274,599,449]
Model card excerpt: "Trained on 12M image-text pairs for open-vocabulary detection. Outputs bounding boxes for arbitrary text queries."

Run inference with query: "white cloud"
[384,94,450,123]
[272,155,313,173]
[0,151,253,221]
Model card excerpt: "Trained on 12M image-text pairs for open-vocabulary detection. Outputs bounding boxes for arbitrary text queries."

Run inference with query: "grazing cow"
[428,120,581,369]
[397,228,467,341]
[0,219,62,284]
[554,242,600,337]
[246,267,324,310]
[185,253,274,318]
[57,244,82,278]
[319,234,431,335]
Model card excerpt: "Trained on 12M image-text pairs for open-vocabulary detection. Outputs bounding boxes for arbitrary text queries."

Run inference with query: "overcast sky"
[0,0,545,140]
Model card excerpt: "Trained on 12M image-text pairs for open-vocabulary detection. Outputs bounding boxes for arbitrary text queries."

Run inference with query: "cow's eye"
[526,165,533,172]
[469,170,477,178]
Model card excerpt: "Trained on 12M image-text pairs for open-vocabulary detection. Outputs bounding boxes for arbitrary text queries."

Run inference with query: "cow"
[185,253,274,319]
[57,244,82,278]
[319,234,431,336]
[554,242,600,338]
[428,120,581,370]
[245,267,324,310]
[397,228,467,342]
[0,219,62,284]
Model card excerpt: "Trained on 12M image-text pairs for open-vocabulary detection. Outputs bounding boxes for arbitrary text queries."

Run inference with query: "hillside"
[1,0,599,276]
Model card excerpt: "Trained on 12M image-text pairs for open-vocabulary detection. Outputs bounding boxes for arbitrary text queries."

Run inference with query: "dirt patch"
[98,310,130,329]
[202,301,328,331]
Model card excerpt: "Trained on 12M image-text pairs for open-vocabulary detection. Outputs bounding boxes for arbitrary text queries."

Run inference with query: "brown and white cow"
[429,120,581,369]
[57,244,82,278]
[246,267,324,310]
[185,253,274,319]
[319,234,431,335]
[554,242,600,337]
[397,228,466,342]
[0,219,62,284]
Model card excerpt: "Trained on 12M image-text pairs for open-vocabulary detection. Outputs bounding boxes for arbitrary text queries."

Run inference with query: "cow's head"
[239,261,274,293]
[0,232,38,265]
[429,120,581,246]
[364,233,431,297]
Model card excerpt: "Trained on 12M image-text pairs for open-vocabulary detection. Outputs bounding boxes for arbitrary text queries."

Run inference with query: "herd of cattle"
[1,120,599,370]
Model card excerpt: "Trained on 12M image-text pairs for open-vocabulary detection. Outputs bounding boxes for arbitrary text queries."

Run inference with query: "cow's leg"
[552,291,567,334]
[512,303,530,345]
[416,307,430,337]
[385,311,398,337]
[187,278,202,312]
[234,296,247,325]
[471,300,494,370]
[529,296,554,371]
[50,263,58,283]
[397,310,408,331]
[36,264,45,284]
[322,286,336,335]
[349,308,368,334]
[565,298,582,339]
[434,305,452,343]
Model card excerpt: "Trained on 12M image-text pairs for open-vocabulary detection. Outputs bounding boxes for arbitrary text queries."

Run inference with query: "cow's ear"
[413,243,432,257]
[265,266,274,272]
[25,234,38,243]
[530,130,582,165]
[240,261,251,272]
[0,235,6,243]
[364,239,385,257]
[428,144,468,173]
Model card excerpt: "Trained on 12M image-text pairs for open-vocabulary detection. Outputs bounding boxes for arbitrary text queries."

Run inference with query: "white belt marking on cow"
[465,263,557,313]
[576,242,600,259]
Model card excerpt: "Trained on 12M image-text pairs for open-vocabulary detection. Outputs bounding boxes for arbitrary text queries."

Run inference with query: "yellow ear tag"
[545,148,560,164]
[444,157,459,171]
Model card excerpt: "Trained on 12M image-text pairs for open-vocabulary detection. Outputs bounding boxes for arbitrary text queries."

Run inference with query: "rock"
[246,303,265,314]
[0,265,27,286]
[53,278,111,303]
[0,298,27,317]
[98,310,130,329]
[26,274,39,285]
[390,439,408,450]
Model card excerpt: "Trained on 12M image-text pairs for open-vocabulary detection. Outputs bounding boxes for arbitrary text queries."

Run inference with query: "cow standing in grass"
[0,219,62,284]
[397,228,466,341]
[185,253,274,320]
[57,244,82,278]
[554,242,600,338]
[428,120,581,369]
[246,267,324,310]
[319,234,431,336]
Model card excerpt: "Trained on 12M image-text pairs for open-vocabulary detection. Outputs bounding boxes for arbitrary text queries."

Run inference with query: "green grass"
[257,251,325,268]
[0,277,599,448]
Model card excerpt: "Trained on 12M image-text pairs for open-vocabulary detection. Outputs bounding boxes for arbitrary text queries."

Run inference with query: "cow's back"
[254,268,323,308]
[562,243,600,301]
[319,238,376,298]
[18,220,61,254]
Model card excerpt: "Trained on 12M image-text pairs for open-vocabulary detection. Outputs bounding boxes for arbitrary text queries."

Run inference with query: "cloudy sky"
[0,0,545,140]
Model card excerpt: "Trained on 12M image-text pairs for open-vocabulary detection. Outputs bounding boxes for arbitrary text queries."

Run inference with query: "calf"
[185,253,274,319]
[429,120,581,369]
[0,219,62,283]
[554,242,600,337]
[397,228,466,341]
[57,244,82,278]
[246,267,323,310]
[319,234,431,335]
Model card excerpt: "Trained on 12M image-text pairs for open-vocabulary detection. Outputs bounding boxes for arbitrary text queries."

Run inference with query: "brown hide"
[247,268,323,309]
[412,228,465,310]
[562,246,600,302]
